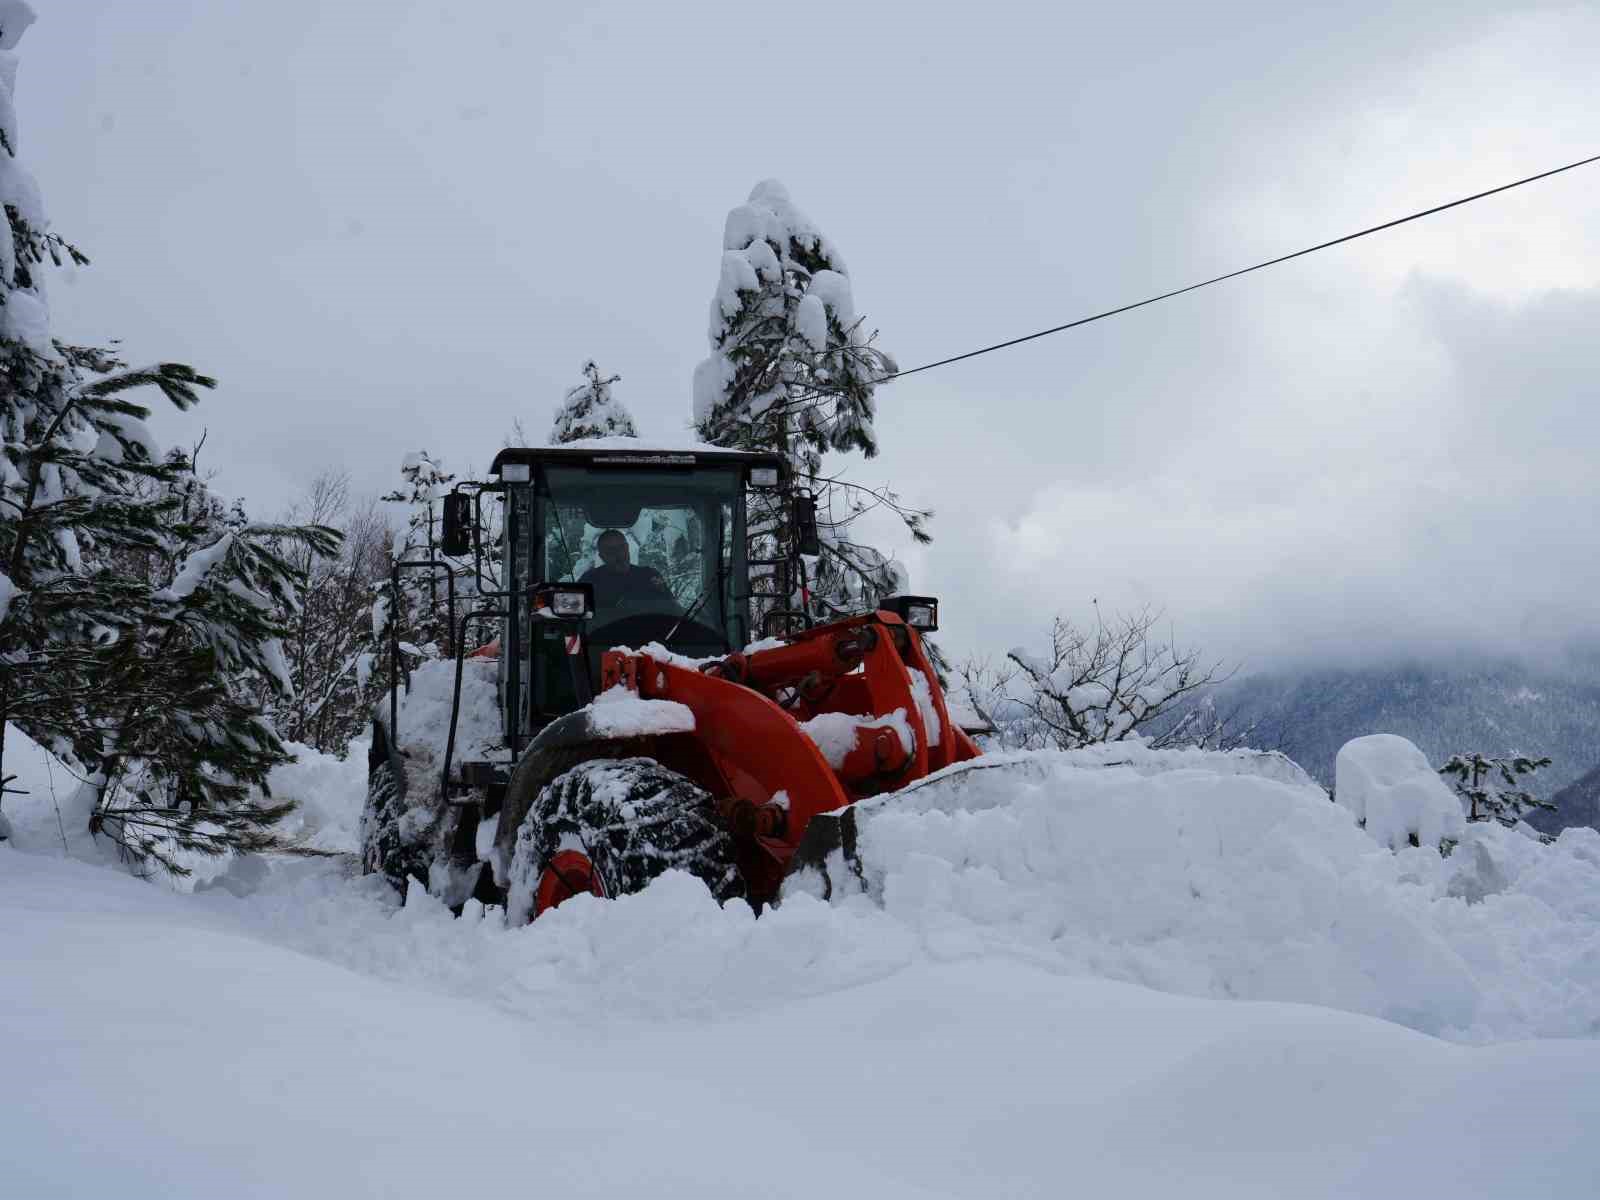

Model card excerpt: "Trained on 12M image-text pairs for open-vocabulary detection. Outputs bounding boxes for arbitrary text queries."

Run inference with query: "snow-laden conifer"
[691,181,926,626]
[0,7,337,869]
[77,456,340,872]
[1440,752,1555,827]
[693,180,891,471]
[551,361,636,442]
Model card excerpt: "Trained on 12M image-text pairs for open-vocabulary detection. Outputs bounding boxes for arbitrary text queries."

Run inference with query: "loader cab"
[487,445,783,741]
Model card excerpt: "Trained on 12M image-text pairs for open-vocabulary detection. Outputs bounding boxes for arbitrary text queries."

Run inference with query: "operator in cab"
[580,529,679,613]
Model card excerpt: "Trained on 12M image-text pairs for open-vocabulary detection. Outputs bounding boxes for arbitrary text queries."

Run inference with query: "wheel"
[503,757,743,925]
[360,717,431,895]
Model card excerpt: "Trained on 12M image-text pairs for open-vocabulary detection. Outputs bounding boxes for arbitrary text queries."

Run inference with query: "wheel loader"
[361,441,980,920]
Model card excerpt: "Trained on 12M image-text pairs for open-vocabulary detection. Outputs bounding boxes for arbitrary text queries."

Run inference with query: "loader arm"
[599,611,979,899]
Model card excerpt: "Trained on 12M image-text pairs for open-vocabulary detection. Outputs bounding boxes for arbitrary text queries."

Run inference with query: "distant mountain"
[1198,652,1600,827]
[1532,762,1600,836]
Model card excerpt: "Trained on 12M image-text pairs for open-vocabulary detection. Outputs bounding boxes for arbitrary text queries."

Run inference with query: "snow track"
[6,850,1600,1199]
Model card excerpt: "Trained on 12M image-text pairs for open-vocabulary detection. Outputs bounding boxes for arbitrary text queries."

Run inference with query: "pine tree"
[74,457,339,873]
[0,6,215,815]
[1440,752,1554,827]
[0,8,337,871]
[551,361,637,442]
[691,180,927,627]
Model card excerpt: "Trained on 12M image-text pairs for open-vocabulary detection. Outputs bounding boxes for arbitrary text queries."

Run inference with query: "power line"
[886,152,1600,383]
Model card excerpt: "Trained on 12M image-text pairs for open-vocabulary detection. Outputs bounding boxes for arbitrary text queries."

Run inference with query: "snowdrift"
[85,735,1584,1046]
[10,721,1599,1043]
[7,727,1600,1193]
[790,742,1600,1041]
[9,850,1599,1200]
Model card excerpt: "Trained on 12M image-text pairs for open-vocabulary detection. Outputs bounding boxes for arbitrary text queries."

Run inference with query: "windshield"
[538,466,744,652]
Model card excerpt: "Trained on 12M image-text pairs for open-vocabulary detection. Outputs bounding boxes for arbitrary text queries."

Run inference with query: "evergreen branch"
[80,363,217,411]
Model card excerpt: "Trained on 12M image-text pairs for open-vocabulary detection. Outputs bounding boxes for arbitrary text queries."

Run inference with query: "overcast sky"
[20,0,1598,671]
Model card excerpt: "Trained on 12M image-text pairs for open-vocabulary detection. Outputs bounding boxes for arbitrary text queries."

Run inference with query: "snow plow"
[362,441,981,920]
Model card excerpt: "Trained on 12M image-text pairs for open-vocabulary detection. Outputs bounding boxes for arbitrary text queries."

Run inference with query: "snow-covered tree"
[1440,752,1554,826]
[0,8,336,869]
[691,181,925,629]
[0,6,213,814]
[73,458,339,873]
[693,180,891,468]
[269,471,393,755]
[551,361,636,442]
[958,607,1226,751]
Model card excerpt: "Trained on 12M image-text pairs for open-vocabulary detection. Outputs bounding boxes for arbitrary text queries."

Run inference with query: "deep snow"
[5,725,1600,1196]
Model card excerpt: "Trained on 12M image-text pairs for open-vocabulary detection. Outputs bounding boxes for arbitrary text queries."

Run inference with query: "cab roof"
[490,439,785,477]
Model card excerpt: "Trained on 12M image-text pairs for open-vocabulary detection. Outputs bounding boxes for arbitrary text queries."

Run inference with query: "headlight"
[906,603,936,630]
[501,462,531,483]
[749,465,780,487]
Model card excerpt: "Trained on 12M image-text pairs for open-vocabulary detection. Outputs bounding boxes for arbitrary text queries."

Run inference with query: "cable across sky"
[884,152,1600,383]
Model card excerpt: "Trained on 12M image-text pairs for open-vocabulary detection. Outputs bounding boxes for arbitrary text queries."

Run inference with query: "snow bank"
[793,745,1600,1042]
[266,740,368,853]
[1336,733,1466,849]
[18,719,1594,1045]
[167,736,1598,1045]
[1,722,370,890]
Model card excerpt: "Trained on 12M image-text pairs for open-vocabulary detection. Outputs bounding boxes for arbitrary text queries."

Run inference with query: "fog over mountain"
[1206,644,1600,813]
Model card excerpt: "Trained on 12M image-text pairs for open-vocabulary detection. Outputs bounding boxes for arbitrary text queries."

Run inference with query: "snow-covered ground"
[5,726,1600,1197]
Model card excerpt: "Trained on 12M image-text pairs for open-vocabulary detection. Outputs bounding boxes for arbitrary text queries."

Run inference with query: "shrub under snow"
[1335,733,1467,850]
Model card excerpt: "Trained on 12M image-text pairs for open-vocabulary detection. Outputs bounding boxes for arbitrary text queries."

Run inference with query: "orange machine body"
[597,610,980,902]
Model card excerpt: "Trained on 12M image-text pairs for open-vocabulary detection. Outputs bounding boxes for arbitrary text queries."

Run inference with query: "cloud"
[20,0,1597,675]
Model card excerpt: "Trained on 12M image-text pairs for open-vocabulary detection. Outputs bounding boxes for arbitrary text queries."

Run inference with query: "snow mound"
[267,740,369,854]
[10,846,1600,1199]
[12,721,1600,1047]
[195,739,1600,1044]
[1336,733,1466,850]
[793,744,1600,1042]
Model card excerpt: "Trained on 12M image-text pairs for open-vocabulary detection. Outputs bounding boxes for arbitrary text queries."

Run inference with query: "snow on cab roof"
[490,437,783,474]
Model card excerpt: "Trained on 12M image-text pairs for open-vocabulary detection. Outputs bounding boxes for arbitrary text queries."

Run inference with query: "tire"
[504,757,743,925]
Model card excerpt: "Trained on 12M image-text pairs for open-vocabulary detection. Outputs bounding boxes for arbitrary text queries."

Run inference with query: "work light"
[880,595,939,632]
[531,582,594,619]
[550,590,588,617]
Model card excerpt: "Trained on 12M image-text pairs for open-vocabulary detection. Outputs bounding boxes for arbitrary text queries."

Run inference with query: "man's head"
[596,529,631,573]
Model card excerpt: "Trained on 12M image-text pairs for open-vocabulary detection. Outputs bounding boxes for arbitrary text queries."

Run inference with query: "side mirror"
[440,493,472,557]
[793,493,821,557]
